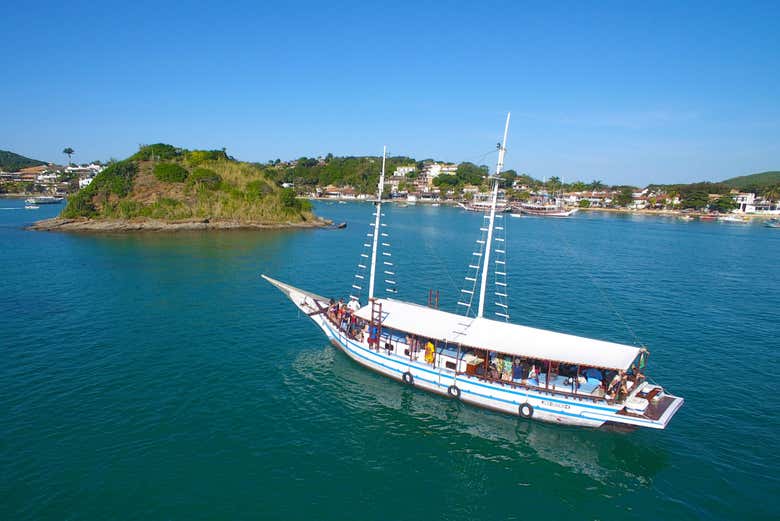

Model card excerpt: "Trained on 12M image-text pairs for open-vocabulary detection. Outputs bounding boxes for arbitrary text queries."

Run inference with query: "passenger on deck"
[513,362,525,381]
[528,364,538,381]
[424,341,435,364]
[607,371,625,399]
[368,325,379,349]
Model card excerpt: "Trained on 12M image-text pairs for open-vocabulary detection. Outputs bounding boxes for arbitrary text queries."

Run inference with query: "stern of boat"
[604,382,684,430]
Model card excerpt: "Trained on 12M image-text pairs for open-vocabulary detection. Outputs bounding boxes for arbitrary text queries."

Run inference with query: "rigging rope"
[550,221,645,348]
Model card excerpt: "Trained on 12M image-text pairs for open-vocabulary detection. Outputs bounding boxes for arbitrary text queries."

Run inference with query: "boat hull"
[263,275,683,430]
[516,207,578,217]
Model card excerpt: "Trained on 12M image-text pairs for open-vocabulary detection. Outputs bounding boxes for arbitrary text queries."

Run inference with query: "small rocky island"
[31,144,328,232]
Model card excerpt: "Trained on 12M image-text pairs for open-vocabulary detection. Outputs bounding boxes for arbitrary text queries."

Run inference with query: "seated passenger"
[606,371,624,399]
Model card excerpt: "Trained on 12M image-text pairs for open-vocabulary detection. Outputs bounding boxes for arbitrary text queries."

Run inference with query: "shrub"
[62,160,137,217]
[61,194,97,218]
[154,163,189,182]
[186,149,228,165]
[280,187,297,208]
[132,143,181,161]
[246,179,273,199]
[188,168,221,189]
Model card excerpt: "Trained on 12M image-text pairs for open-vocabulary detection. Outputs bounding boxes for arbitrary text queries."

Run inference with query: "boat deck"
[618,394,676,421]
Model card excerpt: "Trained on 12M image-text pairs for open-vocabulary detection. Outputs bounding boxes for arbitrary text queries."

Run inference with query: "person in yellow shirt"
[424,341,435,364]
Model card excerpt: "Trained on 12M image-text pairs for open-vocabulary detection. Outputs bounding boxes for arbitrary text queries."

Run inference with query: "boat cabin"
[351,298,649,407]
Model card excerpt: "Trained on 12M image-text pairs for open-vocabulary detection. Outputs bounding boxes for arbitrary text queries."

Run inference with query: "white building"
[36,172,60,183]
[733,193,756,213]
[393,165,415,177]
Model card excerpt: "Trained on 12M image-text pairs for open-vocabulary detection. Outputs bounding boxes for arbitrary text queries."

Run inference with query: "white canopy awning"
[355,298,641,370]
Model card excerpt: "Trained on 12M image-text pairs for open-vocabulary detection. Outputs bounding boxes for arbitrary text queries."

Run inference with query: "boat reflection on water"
[289,344,667,488]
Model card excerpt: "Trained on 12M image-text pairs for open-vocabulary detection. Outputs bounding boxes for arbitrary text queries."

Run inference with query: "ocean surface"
[2,198,778,520]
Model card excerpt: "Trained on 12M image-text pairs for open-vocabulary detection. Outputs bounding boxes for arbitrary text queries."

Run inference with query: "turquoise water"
[2,199,778,520]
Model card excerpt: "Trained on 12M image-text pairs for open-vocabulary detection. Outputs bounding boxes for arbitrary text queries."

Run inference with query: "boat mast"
[368,146,387,301]
[476,113,510,319]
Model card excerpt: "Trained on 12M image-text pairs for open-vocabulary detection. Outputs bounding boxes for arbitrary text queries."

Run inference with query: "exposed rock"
[29,217,331,232]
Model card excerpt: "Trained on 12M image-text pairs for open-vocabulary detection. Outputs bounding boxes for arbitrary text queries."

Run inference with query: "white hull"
[24,196,64,205]
[516,206,578,217]
[264,276,683,430]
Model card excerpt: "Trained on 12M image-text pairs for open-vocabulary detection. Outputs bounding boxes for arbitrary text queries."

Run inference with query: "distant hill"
[0,150,46,171]
[722,171,780,190]
[58,143,316,227]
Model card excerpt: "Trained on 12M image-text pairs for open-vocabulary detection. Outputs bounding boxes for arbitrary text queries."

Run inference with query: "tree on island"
[710,196,738,213]
[63,147,75,164]
[613,187,634,207]
[589,180,605,191]
[681,191,710,210]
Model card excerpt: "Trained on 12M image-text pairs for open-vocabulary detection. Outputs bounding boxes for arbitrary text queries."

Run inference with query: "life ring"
[519,403,534,418]
[447,385,461,399]
[402,371,414,385]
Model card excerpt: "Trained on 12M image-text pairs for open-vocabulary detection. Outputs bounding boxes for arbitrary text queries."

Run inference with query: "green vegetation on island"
[722,171,780,190]
[0,150,46,171]
[60,144,315,225]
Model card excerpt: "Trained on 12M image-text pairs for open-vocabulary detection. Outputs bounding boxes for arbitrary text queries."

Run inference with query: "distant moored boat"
[24,196,64,205]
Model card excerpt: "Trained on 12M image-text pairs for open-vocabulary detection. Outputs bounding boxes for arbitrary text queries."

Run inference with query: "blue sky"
[2,0,778,185]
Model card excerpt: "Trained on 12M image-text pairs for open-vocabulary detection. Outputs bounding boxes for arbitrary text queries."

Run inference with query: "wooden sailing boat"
[264,115,683,430]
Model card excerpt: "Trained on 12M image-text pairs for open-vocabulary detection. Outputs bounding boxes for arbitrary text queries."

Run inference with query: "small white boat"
[24,196,64,205]
[515,199,577,217]
[460,194,510,213]
[764,218,780,228]
[718,215,748,223]
[265,116,683,431]
[24,205,40,210]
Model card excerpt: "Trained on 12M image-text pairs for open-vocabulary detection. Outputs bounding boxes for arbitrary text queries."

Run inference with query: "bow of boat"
[261,274,330,314]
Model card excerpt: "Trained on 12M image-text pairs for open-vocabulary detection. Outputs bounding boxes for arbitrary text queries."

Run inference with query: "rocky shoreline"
[29,217,332,232]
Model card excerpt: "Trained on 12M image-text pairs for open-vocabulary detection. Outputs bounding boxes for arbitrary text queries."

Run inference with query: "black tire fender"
[519,402,534,418]
[402,371,414,385]
[447,385,461,399]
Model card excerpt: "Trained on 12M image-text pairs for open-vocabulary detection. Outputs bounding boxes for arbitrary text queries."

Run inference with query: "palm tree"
[589,179,605,191]
[763,186,780,202]
[62,147,75,164]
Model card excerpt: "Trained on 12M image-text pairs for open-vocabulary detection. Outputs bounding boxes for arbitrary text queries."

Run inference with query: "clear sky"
[2,0,778,185]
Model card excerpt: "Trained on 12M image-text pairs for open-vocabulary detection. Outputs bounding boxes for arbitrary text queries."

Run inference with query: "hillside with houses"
[3,149,778,216]
[263,155,779,216]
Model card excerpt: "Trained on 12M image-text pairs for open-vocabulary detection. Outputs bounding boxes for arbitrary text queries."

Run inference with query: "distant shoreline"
[312,197,776,219]
[28,217,332,233]
[0,194,41,199]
